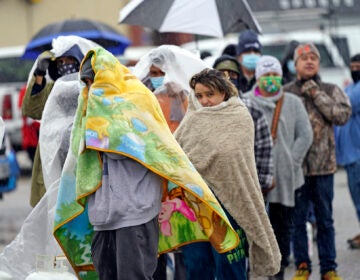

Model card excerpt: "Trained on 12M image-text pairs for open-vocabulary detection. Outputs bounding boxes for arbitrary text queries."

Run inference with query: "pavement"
[251,168,360,280]
[0,152,360,279]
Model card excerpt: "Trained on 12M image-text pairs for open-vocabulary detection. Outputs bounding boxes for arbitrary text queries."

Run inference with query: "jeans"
[345,161,360,222]
[293,175,337,274]
[181,212,248,280]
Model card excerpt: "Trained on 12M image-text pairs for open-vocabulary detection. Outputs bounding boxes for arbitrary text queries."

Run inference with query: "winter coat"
[284,76,351,175]
[245,89,313,206]
[335,81,360,166]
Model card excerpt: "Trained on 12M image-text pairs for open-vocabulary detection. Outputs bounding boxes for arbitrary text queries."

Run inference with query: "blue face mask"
[287,60,296,75]
[241,54,261,70]
[150,76,164,90]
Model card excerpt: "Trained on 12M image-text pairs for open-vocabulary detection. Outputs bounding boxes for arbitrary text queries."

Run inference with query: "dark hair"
[222,44,237,57]
[350,54,360,63]
[189,68,238,101]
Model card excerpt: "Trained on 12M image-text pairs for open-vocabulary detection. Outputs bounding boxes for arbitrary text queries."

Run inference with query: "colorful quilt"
[53,47,239,279]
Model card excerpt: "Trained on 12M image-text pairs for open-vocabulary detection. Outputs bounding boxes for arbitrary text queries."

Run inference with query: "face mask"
[258,76,282,94]
[57,62,79,77]
[241,54,261,70]
[351,70,360,83]
[150,76,164,90]
[287,60,296,75]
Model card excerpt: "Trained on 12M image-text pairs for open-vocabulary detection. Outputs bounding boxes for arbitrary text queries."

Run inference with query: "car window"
[0,57,33,83]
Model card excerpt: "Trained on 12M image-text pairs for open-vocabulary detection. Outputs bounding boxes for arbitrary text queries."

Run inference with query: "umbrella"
[118,0,261,38]
[22,18,131,59]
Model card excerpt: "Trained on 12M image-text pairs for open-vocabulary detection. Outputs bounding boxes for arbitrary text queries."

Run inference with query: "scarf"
[174,95,281,276]
[53,47,239,279]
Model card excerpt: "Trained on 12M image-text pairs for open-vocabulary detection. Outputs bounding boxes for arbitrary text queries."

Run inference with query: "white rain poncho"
[0,36,99,280]
[132,45,208,132]
[133,44,208,93]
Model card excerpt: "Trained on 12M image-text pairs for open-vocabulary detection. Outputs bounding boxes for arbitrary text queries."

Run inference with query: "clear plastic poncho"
[132,45,209,132]
[0,36,99,280]
[133,44,208,93]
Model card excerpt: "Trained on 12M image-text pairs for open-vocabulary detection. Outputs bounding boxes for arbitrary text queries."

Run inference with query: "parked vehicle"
[0,46,33,151]
[181,30,351,89]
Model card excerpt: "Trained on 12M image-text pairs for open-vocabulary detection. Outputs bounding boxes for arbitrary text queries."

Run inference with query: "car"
[0,46,33,151]
[181,30,352,89]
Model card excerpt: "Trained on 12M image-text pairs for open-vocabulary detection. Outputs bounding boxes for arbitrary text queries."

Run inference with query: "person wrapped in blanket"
[53,47,242,280]
[0,36,99,279]
[174,68,281,279]
[132,44,209,280]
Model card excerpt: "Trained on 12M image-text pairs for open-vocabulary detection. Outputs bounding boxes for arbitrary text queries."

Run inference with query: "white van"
[0,46,33,151]
[181,30,351,89]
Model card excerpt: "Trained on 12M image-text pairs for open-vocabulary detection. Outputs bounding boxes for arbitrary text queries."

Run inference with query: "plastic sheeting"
[0,36,98,280]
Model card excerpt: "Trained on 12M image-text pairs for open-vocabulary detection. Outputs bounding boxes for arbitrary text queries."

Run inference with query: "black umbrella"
[22,18,131,59]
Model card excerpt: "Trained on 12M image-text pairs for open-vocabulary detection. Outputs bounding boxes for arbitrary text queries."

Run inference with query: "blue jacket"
[335,82,360,165]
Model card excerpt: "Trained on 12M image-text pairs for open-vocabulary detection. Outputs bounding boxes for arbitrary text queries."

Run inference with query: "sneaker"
[292,262,310,280]
[347,233,360,244]
[321,270,342,280]
[348,233,360,249]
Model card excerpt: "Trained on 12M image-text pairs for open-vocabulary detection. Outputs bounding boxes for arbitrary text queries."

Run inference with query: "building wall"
[0,0,129,47]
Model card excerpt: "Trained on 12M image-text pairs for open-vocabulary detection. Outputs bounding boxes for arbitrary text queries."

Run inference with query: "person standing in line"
[53,47,241,280]
[244,55,313,280]
[21,37,86,207]
[283,43,352,280]
[133,45,208,280]
[335,53,360,249]
[236,29,262,93]
[175,68,281,280]
[213,54,274,193]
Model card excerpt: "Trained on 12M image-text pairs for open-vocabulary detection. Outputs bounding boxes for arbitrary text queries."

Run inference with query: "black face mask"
[230,78,240,90]
[351,70,360,83]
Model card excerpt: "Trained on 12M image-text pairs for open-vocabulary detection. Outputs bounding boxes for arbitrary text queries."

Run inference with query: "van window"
[0,57,33,83]
[262,43,335,68]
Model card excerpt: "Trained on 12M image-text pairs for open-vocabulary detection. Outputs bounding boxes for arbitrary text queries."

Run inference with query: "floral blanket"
[53,47,239,279]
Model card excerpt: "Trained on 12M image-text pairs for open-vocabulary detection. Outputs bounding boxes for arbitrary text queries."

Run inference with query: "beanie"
[293,43,320,63]
[255,55,283,80]
[80,55,95,82]
[236,30,261,56]
[213,55,240,74]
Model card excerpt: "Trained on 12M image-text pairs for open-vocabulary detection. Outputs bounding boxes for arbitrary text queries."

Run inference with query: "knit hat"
[293,43,320,63]
[255,55,283,80]
[80,55,95,82]
[213,55,240,74]
[236,30,262,56]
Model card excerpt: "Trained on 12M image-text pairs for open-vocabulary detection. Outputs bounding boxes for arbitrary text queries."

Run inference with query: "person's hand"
[262,178,276,195]
[34,51,55,76]
[301,80,319,97]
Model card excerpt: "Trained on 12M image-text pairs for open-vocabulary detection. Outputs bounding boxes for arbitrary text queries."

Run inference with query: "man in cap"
[335,53,360,250]
[236,29,262,93]
[213,55,274,194]
[284,43,352,280]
